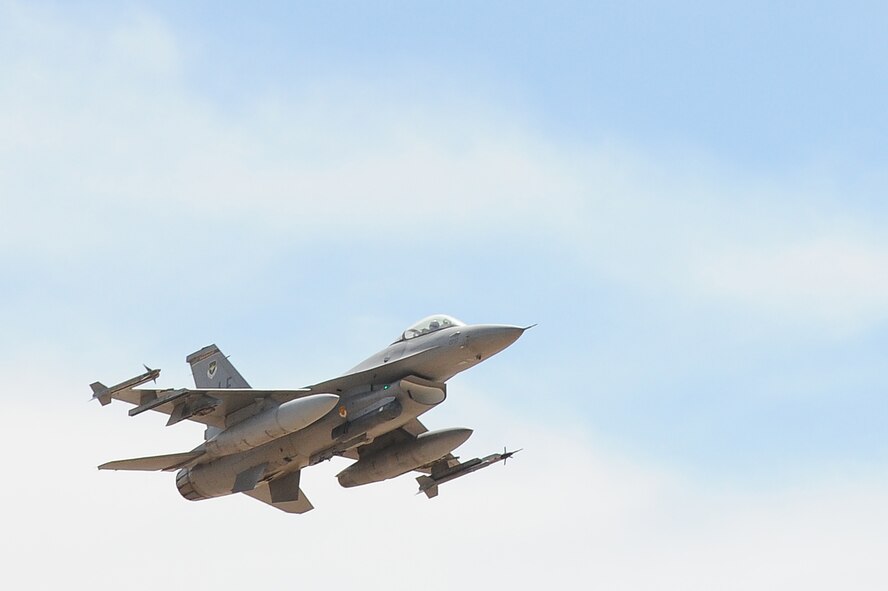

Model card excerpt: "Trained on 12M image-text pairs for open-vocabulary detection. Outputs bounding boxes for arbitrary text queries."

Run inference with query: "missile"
[90,365,161,406]
[415,447,520,498]
[203,393,340,458]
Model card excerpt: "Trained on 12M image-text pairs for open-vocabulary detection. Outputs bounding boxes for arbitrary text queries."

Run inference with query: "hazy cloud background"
[2,2,887,589]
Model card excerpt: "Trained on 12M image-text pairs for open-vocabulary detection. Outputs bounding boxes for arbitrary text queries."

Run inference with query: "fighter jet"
[92,315,529,513]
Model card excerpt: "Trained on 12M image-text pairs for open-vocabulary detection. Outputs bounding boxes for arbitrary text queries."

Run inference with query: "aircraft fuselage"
[176,322,525,502]
[97,315,528,512]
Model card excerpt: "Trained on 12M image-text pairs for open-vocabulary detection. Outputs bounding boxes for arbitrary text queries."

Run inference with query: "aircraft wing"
[306,348,436,395]
[95,382,312,428]
[98,450,205,471]
[96,345,436,429]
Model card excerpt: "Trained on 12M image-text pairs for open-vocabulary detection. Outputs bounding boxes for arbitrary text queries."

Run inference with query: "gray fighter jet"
[92,315,529,513]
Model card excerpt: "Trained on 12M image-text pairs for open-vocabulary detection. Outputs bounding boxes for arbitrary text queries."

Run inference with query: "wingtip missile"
[501,447,522,465]
[143,364,159,383]
[90,366,162,405]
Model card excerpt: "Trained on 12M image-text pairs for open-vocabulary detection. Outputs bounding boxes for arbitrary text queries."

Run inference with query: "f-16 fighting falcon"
[92,315,529,513]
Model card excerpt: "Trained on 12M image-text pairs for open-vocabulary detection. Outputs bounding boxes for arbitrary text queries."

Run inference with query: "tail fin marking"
[186,344,250,389]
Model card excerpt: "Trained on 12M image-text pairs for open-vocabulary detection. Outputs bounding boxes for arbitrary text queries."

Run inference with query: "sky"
[2,1,887,589]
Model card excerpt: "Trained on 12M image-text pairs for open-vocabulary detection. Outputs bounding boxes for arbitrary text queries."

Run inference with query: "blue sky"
[135,1,888,169]
[2,2,888,589]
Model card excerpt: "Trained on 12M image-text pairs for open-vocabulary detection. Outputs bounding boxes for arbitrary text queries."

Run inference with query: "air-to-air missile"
[90,365,161,406]
[415,448,521,498]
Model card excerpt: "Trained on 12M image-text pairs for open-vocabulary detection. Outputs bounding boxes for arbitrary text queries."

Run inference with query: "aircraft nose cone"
[468,324,527,359]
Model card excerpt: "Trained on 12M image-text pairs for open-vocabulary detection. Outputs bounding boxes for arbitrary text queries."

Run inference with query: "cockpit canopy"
[399,314,465,342]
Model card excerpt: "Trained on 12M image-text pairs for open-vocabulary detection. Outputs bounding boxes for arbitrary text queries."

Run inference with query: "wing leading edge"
[100,386,313,427]
[98,450,204,472]
[93,345,314,428]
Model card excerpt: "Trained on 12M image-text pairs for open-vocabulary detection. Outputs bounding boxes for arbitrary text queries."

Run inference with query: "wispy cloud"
[2,382,886,590]
[693,235,888,334]
[4,3,886,339]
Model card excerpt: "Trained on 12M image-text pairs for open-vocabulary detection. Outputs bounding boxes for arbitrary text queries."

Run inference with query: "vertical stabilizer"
[186,344,250,389]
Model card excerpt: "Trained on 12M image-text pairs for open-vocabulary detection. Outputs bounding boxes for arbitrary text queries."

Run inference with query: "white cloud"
[692,235,888,334]
[107,12,181,77]
[1,385,886,591]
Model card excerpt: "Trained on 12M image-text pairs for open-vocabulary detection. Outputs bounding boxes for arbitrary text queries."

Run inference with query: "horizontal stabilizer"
[244,482,314,514]
[98,450,204,472]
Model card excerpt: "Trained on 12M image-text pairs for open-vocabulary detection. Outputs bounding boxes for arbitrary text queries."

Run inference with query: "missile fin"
[90,382,112,406]
[416,475,439,498]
